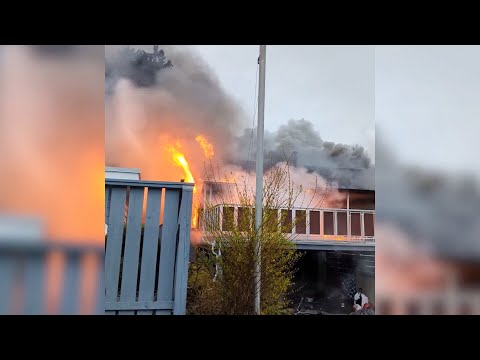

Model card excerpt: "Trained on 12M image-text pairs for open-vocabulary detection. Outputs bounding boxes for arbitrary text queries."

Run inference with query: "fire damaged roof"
[230,158,375,192]
[305,166,375,191]
[202,170,375,194]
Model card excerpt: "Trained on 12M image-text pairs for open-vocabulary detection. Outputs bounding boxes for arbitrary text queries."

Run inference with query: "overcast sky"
[189,45,376,162]
[190,45,480,177]
[375,45,480,177]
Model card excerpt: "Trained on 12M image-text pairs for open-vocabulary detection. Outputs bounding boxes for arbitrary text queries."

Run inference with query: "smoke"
[231,119,374,190]
[105,46,374,191]
[105,45,245,181]
[376,131,480,261]
[375,138,480,311]
[208,163,346,209]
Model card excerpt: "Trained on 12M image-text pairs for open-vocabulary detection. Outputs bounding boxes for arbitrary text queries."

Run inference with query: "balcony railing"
[201,205,375,243]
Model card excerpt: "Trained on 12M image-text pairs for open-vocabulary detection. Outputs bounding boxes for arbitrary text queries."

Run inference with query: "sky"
[189,45,480,177]
[189,45,376,162]
[375,45,480,177]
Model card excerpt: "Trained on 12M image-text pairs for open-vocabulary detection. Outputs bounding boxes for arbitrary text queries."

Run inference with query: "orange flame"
[169,145,195,184]
[195,135,214,159]
[168,144,198,228]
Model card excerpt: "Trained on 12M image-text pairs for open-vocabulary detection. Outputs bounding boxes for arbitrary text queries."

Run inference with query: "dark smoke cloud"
[105,46,172,96]
[376,131,480,261]
[105,45,245,170]
[105,46,374,190]
[230,119,374,190]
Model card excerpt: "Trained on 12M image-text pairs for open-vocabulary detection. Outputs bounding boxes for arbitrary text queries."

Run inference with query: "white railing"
[201,205,375,244]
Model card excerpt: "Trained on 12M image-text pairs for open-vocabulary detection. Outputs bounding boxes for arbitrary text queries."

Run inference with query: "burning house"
[105,46,376,314]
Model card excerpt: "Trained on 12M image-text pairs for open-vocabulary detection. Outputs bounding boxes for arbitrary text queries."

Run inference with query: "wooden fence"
[0,241,104,315]
[105,179,193,315]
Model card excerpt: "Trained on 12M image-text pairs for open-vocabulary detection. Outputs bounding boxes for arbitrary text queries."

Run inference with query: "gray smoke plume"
[105,46,374,190]
[376,131,480,261]
[230,119,374,190]
[105,45,172,97]
[105,45,245,172]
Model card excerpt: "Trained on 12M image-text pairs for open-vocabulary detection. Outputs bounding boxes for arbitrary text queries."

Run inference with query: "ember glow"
[195,135,214,159]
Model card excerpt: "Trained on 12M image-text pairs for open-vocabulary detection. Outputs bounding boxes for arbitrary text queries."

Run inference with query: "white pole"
[254,45,266,315]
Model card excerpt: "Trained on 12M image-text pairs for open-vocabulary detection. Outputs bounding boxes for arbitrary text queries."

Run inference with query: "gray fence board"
[137,188,162,315]
[60,253,82,314]
[23,254,46,314]
[105,300,173,311]
[119,187,144,315]
[155,310,171,315]
[0,255,16,314]
[173,188,193,315]
[105,186,111,226]
[96,252,105,315]
[105,187,127,303]
[156,189,180,315]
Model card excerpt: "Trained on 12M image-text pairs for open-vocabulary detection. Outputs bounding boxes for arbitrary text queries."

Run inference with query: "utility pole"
[254,45,266,315]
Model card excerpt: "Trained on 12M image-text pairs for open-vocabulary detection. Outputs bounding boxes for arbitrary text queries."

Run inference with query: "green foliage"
[186,162,324,315]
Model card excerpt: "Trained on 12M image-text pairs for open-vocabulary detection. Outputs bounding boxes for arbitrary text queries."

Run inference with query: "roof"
[337,188,375,194]
[307,167,375,191]
[202,175,375,193]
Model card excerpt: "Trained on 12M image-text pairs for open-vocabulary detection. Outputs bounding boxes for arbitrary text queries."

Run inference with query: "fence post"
[173,186,193,315]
